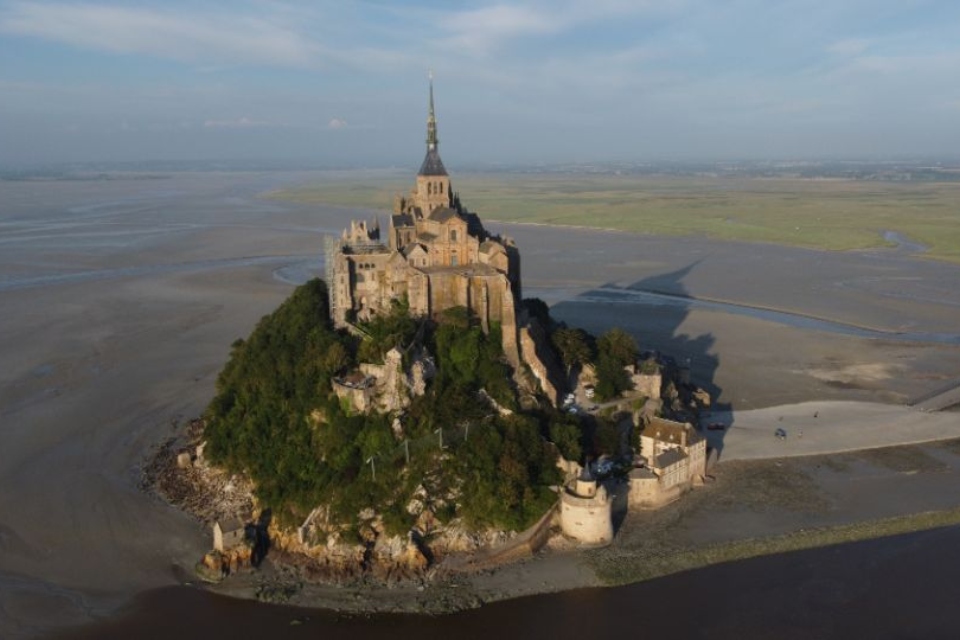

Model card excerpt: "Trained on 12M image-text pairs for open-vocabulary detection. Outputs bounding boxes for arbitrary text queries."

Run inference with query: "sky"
[2,0,960,167]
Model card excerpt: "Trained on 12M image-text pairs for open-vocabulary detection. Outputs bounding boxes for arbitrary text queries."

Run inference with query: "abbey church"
[328,80,526,367]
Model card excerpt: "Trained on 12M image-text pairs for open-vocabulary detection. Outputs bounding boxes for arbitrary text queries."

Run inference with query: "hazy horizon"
[3,1,960,166]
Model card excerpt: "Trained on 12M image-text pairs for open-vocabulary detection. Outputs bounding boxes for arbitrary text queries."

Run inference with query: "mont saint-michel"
[103,84,960,621]
[4,84,960,640]
[8,1,960,636]
[148,83,715,590]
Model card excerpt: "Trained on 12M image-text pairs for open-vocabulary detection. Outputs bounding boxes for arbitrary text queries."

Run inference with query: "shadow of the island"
[549,261,734,466]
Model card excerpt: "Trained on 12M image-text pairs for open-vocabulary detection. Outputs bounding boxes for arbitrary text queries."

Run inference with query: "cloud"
[826,39,869,56]
[436,0,661,54]
[440,5,562,52]
[328,118,348,129]
[0,2,321,66]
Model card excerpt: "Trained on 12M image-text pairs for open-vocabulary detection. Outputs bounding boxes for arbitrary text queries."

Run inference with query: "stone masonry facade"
[328,79,523,367]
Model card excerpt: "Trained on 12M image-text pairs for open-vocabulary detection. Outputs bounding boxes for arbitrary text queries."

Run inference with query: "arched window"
[427,183,433,195]
[440,182,444,194]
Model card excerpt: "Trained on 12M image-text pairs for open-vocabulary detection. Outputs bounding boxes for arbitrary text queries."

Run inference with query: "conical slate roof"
[418,147,448,176]
[418,74,448,176]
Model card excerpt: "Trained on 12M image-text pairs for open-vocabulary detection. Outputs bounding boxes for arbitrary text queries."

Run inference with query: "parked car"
[584,386,595,399]
[775,427,787,439]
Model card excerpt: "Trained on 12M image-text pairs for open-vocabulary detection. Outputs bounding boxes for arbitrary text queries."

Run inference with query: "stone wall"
[687,438,707,483]
[499,281,520,369]
[518,319,564,405]
[628,469,683,509]
[359,350,408,413]
[631,371,662,400]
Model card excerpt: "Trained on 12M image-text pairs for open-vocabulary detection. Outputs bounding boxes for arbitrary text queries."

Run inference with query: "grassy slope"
[266,175,960,263]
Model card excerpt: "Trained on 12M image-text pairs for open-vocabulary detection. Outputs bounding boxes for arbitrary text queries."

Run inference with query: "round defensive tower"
[559,468,613,545]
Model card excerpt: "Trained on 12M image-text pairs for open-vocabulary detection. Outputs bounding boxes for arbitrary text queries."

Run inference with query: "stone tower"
[329,76,523,373]
[413,73,452,215]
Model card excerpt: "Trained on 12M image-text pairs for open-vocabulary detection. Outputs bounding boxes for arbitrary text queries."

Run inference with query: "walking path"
[706,400,960,461]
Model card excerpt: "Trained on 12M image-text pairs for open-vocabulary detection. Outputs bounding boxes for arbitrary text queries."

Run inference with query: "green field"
[266,174,960,262]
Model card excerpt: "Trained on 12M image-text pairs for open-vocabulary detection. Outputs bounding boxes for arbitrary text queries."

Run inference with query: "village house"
[629,417,707,508]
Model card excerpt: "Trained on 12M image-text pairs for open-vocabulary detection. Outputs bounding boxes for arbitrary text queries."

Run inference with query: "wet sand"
[47,524,960,640]
[2,172,960,637]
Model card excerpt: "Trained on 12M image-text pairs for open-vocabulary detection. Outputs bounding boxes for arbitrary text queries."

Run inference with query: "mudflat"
[2,172,959,637]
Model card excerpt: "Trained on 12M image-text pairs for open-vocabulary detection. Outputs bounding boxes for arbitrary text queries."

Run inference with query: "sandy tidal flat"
[1,172,960,637]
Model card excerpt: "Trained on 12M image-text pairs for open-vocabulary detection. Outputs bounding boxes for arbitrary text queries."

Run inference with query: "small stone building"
[626,362,662,401]
[559,470,613,545]
[629,417,706,508]
[213,517,247,552]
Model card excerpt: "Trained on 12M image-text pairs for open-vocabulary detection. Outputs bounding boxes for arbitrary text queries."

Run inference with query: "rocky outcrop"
[196,545,254,582]
[141,419,255,526]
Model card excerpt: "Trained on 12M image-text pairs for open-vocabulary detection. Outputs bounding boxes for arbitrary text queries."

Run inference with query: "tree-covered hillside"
[203,279,565,532]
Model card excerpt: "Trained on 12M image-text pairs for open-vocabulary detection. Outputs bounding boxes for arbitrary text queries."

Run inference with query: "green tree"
[592,416,620,457]
[594,354,633,401]
[203,279,353,524]
[319,341,350,376]
[597,327,638,366]
[551,327,595,373]
[548,413,583,462]
[356,302,418,363]
[457,415,560,531]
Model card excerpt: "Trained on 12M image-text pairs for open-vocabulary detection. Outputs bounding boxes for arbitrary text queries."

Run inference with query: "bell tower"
[415,72,452,215]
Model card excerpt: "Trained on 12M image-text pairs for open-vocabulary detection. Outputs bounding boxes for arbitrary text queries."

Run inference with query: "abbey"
[329,80,524,366]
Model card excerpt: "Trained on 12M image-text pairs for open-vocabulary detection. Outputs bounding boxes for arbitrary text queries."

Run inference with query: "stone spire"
[426,70,438,151]
[418,71,448,178]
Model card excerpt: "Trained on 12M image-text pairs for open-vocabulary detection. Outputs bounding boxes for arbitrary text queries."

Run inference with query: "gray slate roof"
[654,448,687,469]
[428,207,459,223]
[418,148,448,176]
[392,213,414,227]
